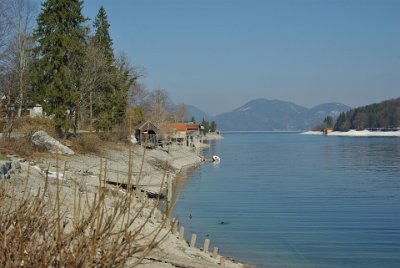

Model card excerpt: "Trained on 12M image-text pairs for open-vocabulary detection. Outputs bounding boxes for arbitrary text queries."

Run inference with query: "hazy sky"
[83,0,400,115]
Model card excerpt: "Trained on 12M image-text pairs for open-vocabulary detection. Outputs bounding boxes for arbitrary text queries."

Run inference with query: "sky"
[83,0,400,115]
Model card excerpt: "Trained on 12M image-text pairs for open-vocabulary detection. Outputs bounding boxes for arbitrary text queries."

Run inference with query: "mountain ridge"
[186,98,351,131]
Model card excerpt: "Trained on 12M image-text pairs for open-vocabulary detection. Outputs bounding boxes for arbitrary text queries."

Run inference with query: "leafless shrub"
[71,133,103,154]
[0,143,172,266]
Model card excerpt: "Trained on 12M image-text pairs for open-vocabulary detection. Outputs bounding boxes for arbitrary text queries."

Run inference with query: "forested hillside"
[334,98,400,131]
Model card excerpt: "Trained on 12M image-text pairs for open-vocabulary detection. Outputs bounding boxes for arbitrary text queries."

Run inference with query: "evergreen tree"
[210,121,217,132]
[30,0,86,135]
[109,56,133,126]
[91,6,133,131]
[201,118,209,135]
[92,6,113,63]
[323,116,333,128]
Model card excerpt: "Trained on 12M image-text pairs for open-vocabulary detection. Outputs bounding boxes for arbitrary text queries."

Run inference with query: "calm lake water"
[173,132,400,268]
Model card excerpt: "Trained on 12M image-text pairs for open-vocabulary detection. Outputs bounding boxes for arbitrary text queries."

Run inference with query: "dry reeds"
[0,140,172,267]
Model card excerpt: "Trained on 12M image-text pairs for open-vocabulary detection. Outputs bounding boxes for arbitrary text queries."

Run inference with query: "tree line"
[334,98,400,131]
[314,98,400,132]
[0,0,197,137]
[198,118,217,135]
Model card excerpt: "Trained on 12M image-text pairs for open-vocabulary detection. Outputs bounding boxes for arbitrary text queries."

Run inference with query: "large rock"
[0,160,21,180]
[31,131,75,155]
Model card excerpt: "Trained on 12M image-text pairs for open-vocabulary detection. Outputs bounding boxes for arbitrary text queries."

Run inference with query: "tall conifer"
[92,6,133,131]
[93,6,113,63]
[30,0,86,135]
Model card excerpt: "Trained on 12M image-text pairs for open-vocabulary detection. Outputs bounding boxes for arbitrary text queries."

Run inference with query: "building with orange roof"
[159,123,201,147]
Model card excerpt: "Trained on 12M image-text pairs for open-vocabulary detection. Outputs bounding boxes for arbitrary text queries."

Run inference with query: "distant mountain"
[214,99,351,131]
[304,103,352,130]
[185,104,213,122]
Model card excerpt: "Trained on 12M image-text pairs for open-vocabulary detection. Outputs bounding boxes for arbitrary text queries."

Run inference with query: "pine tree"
[91,5,114,131]
[210,121,217,132]
[92,6,115,131]
[92,6,113,63]
[201,118,209,135]
[30,0,86,135]
[323,116,333,128]
[91,6,133,131]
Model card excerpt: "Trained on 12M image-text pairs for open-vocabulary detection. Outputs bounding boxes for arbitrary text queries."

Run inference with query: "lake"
[173,132,400,268]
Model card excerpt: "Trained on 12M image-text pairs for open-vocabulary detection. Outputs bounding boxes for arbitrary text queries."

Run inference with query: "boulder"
[31,131,75,155]
[0,160,21,180]
[0,161,12,179]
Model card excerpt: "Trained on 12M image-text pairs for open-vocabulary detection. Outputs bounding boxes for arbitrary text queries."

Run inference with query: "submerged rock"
[31,131,75,155]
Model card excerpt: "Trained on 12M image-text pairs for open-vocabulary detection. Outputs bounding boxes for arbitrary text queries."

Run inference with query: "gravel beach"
[4,142,247,268]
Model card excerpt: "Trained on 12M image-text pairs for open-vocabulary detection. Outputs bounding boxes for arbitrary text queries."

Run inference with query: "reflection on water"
[174,133,400,268]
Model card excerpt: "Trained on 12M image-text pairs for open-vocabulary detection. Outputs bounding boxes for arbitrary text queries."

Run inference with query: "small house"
[159,123,201,147]
[135,121,159,147]
[324,128,333,134]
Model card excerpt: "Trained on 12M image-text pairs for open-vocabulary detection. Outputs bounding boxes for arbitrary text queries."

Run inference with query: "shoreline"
[3,141,247,268]
[301,130,400,137]
[203,132,224,140]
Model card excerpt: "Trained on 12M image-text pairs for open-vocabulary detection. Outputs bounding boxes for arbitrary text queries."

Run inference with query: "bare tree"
[128,81,147,108]
[79,40,112,129]
[0,0,36,115]
[174,103,187,123]
[0,0,36,137]
[10,0,36,117]
[0,0,11,60]
[146,89,171,125]
[0,0,13,96]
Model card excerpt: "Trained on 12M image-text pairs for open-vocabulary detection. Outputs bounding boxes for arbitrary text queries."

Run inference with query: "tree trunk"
[89,91,93,132]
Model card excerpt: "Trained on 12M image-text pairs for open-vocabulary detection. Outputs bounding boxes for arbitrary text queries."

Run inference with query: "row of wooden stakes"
[169,218,229,265]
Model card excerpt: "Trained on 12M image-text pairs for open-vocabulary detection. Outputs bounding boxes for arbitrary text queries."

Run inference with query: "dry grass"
[0,144,172,267]
[70,132,130,154]
[0,116,56,158]
[0,137,38,158]
[9,116,56,137]
[96,125,131,144]
[71,133,103,154]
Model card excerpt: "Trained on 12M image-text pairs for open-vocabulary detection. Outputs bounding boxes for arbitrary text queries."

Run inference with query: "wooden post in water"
[203,238,210,253]
[179,226,185,240]
[190,234,197,248]
[212,247,219,258]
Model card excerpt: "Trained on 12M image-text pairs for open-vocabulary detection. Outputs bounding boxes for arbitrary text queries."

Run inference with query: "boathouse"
[135,121,159,147]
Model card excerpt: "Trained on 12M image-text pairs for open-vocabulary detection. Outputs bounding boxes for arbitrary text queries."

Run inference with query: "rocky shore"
[2,140,247,268]
[203,132,224,141]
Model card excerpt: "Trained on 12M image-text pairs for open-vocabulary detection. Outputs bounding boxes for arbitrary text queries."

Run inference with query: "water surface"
[174,133,400,267]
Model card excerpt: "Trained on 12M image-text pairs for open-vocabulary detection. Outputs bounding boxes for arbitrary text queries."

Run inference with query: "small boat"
[212,155,221,162]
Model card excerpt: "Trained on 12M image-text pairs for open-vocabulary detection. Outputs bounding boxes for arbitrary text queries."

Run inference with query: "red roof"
[160,123,199,132]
